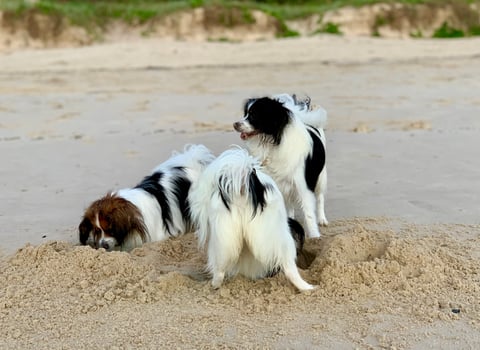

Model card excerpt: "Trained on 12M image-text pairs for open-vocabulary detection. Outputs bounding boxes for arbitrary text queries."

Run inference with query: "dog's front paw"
[211,281,222,289]
[308,228,321,239]
[318,217,329,227]
[211,273,225,289]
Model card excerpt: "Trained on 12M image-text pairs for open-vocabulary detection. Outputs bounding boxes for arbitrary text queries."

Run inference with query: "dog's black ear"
[243,98,257,115]
[78,218,92,245]
[288,218,305,251]
[249,97,290,145]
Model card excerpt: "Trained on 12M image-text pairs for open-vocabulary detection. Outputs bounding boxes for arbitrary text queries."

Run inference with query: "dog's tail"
[209,147,273,218]
[274,93,328,129]
[215,148,268,218]
[165,144,216,172]
[181,144,216,166]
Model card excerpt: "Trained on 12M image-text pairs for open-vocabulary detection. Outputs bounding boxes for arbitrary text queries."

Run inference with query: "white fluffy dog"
[189,148,315,291]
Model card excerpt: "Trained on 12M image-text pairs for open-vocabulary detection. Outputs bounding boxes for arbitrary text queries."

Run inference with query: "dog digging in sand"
[79,144,215,251]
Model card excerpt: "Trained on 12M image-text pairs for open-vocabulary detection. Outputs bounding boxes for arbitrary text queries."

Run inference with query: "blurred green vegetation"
[0,0,479,38]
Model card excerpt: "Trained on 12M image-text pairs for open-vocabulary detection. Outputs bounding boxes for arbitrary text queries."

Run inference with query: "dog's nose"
[233,122,241,131]
[100,241,110,250]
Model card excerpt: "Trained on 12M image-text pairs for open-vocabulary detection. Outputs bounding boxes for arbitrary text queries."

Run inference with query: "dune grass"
[1,0,479,38]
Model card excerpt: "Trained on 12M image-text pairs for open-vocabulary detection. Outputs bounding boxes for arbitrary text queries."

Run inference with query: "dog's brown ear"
[79,218,92,245]
[102,198,148,245]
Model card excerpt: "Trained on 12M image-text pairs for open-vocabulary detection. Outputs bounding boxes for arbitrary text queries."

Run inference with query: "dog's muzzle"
[98,238,117,252]
[233,121,243,132]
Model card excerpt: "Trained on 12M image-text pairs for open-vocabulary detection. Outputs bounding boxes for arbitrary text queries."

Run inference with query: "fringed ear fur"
[100,196,149,245]
[78,217,92,245]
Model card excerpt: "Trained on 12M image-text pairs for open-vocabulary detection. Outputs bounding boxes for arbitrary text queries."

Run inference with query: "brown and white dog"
[79,144,215,251]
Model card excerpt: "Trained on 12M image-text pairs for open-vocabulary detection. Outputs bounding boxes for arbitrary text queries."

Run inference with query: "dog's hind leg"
[207,217,243,289]
[294,175,321,238]
[300,190,321,238]
[316,168,328,227]
[211,270,226,289]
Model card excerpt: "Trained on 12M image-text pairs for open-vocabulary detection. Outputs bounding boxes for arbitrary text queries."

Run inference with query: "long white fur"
[273,93,328,129]
[109,144,215,250]
[189,148,315,291]
[237,93,328,238]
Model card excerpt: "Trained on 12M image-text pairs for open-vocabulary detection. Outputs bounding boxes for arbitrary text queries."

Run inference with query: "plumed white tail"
[215,148,260,200]
[273,93,328,129]
[158,144,216,173]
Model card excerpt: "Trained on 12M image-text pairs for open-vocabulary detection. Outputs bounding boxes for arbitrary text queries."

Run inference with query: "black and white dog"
[189,148,315,291]
[233,93,328,238]
[79,144,215,251]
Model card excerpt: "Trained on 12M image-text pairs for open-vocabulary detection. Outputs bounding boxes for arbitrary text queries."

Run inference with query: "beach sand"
[1,36,479,348]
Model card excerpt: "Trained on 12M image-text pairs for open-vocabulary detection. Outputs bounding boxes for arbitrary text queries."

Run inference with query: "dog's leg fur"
[244,202,315,291]
[316,168,328,226]
[294,178,321,238]
[207,215,243,289]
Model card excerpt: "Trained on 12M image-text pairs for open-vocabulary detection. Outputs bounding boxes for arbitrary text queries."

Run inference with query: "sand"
[1,36,480,348]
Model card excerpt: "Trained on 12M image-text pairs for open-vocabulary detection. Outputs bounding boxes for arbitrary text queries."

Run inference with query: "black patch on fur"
[305,126,326,192]
[266,267,281,278]
[170,167,192,224]
[248,168,270,218]
[288,218,305,251]
[218,175,231,211]
[243,98,256,115]
[245,97,291,145]
[135,172,172,234]
[78,218,92,245]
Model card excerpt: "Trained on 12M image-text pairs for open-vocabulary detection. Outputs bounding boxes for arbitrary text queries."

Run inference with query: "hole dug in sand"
[296,248,317,270]
[304,219,480,322]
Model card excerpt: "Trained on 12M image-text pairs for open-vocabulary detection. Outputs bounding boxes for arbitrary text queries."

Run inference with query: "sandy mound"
[319,2,480,38]
[1,218,479,348]
[0,6,279,52]
[0,9,91,51]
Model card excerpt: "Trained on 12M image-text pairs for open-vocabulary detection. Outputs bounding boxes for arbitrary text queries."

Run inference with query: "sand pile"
[1,218,479,348]
[310,219,480,321]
